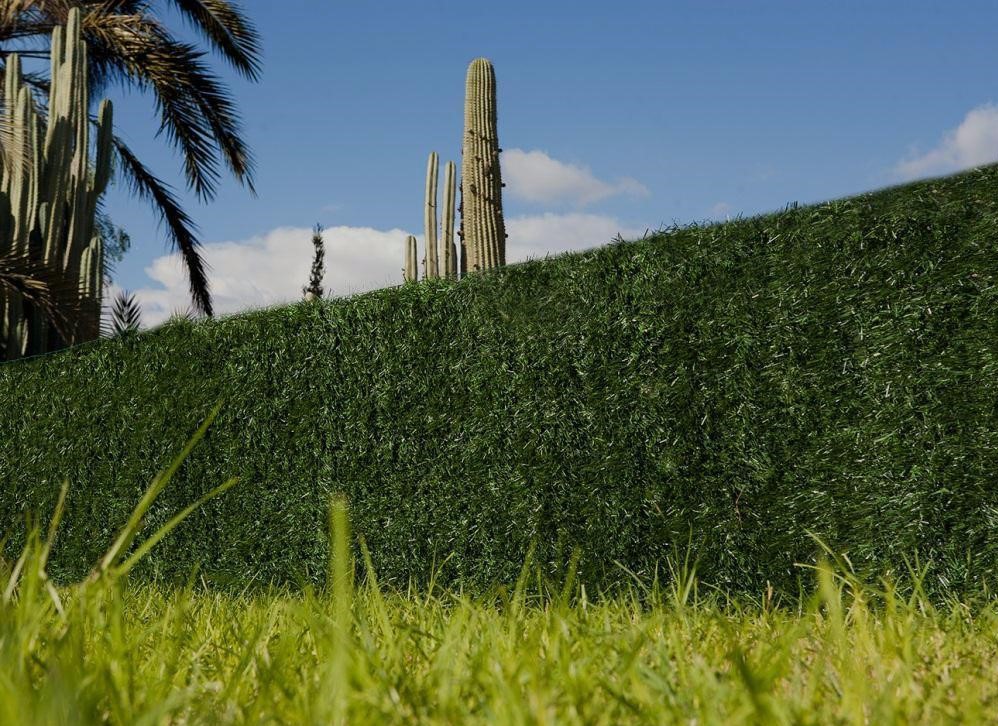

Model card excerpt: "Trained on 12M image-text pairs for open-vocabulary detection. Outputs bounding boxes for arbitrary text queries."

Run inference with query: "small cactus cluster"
[405,152,458,281]
[0,8,113,360]
[405,57,506,281]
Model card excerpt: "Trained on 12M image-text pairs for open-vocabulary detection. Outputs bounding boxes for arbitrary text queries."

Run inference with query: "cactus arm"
[442,160,456,279]
[92,100,115,196]
[424,152,439,279]
[404,234,418,282]
[11,88,33,254]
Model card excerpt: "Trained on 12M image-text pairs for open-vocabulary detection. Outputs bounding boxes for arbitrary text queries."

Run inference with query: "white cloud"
[503,148,649,206]
[123,225,409,327]
[118,215,649,328]
[894,104,998,180]
[506,213,648,262]
[710,201,732,218]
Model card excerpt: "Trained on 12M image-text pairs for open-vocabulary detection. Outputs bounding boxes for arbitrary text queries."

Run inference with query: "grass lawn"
[4,163,997,721]
[3,499,996,725]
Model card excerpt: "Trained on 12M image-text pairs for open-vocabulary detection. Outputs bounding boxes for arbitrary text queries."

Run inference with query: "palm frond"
[167,0,261,79]
[0,67,38,172]
[0,114,26,172]
[0,252,91,345]
[105,288,141,335]
[0,1,40,40]
[112,134,213,316]
[78,10,254,199]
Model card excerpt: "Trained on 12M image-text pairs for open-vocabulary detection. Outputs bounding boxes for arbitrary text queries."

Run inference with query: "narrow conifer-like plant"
[304,224,326,301]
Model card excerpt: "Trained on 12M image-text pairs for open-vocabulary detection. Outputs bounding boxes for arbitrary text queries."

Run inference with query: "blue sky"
[96,0,998,324]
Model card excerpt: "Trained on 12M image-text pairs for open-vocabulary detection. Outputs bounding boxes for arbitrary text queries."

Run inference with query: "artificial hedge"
[1,165,997,597]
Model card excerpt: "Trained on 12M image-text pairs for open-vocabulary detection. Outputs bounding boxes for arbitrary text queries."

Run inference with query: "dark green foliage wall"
[2,166,997,597]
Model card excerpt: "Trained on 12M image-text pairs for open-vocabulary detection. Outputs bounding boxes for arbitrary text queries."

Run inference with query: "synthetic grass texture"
[1,164,997,596]
[3,498,998,725]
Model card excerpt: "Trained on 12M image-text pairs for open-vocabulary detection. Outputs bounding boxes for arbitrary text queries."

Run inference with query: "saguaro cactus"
[0,8,113,360]
[424,152,439,280]
[404,153,458,281]
[403,234,418,281]
[459,57,506,276]
[403,57,504,282]
[441,160,457,279]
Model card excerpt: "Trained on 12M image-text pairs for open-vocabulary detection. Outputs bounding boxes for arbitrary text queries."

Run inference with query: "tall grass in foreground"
[3,415,997,724]
[3,502,998,724]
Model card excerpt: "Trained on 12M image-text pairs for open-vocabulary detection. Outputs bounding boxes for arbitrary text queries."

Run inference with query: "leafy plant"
[2,510,997,723]
[105,290,142,336]
[2,164,997,598]
[2,401,235,599]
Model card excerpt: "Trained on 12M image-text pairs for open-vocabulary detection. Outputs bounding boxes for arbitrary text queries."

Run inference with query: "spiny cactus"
[442,160,457,279]
[403,234,418,282]
[403,153,459,282]
[403,58,505,283]
[0,8,113,360]
[459,57,506,276]
[424,152,439,280]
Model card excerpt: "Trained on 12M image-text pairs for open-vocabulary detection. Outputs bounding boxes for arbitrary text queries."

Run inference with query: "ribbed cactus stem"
[442,160,457,279]
[11,87,33,254]
[0,7,114,359]
[424,152,439,280]
[404,234,418,282]
[63,20,90,278]
[459,57,506,276]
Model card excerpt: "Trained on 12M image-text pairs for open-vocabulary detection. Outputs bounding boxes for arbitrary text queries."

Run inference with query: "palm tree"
[0,0,262,316]
[1,249,93,352]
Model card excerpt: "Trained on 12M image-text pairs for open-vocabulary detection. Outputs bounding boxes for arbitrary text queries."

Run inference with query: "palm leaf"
[0,74,35,171]
[0,251,92,346]
[105,288,141,335]
[111,135,212,316]
[167,0,261,79]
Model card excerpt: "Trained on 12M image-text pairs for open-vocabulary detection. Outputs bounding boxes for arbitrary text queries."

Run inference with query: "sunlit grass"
[3,501,997,724]
[3,417,996,724]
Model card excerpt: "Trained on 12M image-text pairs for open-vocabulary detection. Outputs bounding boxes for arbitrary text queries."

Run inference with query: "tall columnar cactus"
[403,57,503,283]
[0,8,113,360]
[403,234,418,282]
[424,151,439,280]
[404,153,458,281]
[441,160,457,279]
[459,57,506,276]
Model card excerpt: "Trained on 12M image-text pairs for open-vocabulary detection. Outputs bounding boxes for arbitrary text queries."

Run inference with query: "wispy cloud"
[894,104,998,180]
[123,215,648,328]
[506,213,647,261]
[503,149,649,207]
[125,225,407,327]
[709,201,732,218]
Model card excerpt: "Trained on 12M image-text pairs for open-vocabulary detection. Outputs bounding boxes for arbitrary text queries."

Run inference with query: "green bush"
[2,166,997,596]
